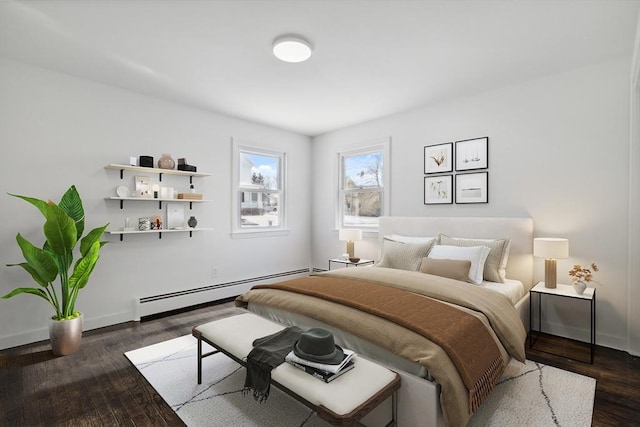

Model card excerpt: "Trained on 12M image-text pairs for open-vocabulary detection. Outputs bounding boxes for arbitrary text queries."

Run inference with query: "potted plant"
[2,186,108,356]
[568,263,599,295]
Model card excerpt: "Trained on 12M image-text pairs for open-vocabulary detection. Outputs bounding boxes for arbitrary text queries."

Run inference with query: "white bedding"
[478,278,525,305]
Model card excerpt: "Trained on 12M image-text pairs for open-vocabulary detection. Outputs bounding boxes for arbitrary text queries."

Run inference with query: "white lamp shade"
[533,238,569,259]
[339,229,362,242]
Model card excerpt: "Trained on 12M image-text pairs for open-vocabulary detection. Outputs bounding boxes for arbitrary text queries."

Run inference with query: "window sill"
[333,229,379,238]
[231,229,291,239]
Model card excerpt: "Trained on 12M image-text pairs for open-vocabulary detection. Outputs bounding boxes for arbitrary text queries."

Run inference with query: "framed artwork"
[166,203,185,229]
[455,137,488,171]
[424,175,453,205]
[455,172,488,204]
[424,142,453,174]
[134,176,151,198]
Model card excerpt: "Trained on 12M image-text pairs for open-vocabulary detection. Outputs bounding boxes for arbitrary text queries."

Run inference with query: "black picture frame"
[455,172,488,204]
[424,142,453,174]
[424,175,453,205]
[455,137,488,171]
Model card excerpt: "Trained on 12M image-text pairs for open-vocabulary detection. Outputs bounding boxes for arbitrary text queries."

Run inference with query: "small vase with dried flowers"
[568,263,599,295]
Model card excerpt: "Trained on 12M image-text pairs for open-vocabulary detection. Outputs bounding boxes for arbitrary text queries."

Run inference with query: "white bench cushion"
[195,312,285,359]
[273,356,397,416]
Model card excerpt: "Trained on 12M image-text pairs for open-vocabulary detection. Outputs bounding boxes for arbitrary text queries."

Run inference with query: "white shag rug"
[125,335,595,427]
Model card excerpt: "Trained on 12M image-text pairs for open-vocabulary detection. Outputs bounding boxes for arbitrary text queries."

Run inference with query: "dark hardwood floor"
[1,300,639,426]
[526,333,640,426]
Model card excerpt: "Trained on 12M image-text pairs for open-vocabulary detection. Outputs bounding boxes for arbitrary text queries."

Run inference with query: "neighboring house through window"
[337,137,390,231]
[232,139,287,236]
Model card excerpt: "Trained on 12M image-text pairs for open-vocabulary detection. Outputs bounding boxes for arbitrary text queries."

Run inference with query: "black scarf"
[243,326,303,403]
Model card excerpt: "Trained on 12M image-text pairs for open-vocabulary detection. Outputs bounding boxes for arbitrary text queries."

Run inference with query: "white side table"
[328,259,375,270]
[529,282,596,363]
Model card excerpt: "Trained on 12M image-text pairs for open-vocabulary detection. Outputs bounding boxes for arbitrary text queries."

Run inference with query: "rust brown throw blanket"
[253,277,505,412]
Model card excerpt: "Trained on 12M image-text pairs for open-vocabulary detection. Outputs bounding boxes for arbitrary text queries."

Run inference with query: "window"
[232,141,286,236]
[337,138,390,230]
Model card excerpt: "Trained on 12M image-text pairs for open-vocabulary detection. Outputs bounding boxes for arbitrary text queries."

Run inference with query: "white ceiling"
[1,1,638,136]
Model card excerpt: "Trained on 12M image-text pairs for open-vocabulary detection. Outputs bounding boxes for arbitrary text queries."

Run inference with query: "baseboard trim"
[0,310,131,351]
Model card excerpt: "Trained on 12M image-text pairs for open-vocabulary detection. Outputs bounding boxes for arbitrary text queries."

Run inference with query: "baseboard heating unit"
[133,268,310,320]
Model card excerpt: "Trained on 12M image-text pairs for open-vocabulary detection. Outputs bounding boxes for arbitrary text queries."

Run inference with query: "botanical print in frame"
[134,176,151,198]
[455,137,488,171]
[424,142,453,174]
[455,172,488,204]
[424,175,453,205]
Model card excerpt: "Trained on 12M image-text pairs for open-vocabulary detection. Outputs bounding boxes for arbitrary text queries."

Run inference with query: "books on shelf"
[177,193,203,200]
[287,359,355,383]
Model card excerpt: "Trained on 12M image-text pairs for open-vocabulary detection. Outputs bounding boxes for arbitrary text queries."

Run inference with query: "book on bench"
[286,359,355,383]
[285,348,356,374]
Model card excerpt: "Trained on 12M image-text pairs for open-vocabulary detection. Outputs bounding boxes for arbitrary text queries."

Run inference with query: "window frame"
[336,137,391,232]
[231,139,288,238]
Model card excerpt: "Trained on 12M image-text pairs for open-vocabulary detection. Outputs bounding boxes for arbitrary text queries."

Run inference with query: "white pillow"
[439,234,511,283]
[385,234,437,244]
[427,245,491,284]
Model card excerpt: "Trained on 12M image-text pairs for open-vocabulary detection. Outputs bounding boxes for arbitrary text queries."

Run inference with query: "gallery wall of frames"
[423,136,488,205]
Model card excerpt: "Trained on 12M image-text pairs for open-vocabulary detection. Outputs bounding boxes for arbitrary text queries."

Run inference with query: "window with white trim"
[232,141,286,235]
[337,139,390,230]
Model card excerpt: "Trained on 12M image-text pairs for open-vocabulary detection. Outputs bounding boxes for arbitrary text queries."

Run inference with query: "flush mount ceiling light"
[272,35,313,63]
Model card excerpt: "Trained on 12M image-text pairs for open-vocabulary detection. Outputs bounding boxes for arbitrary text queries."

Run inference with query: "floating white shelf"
[106,227,213,241]
[105,164,212,178]
[106,197,211,202]
[105,196,211,209]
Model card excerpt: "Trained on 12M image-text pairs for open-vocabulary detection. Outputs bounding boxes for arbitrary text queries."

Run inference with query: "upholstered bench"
[192,312,401,427]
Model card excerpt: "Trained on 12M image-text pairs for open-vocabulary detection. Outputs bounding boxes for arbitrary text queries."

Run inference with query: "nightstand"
[529,281,596,363]
[328,258,374,270]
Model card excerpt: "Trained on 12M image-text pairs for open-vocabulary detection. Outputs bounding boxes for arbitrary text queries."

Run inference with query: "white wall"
[0,58,312,349]
[312,58,632,352]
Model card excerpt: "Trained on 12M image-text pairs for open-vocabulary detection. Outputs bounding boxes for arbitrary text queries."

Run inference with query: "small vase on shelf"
[573,281,587,295]
[158,153,175,170]
[187,216,198,228]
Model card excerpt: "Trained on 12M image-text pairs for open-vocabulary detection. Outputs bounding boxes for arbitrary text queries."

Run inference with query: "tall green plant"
[2,186,109,320]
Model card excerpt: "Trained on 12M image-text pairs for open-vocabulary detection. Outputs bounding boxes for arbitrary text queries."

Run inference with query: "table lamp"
[534,238,569,288]
[339,229,362,259]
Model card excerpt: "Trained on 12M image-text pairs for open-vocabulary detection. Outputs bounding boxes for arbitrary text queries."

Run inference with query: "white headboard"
[379,216,534,288]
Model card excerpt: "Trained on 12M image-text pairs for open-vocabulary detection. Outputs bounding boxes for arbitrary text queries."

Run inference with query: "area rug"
[125,335,596,427]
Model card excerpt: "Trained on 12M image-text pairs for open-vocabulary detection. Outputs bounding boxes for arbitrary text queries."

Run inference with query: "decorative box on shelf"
[178,193,203,200]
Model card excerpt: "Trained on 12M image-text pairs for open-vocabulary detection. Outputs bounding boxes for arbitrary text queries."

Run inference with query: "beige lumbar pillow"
[419,258,472,282]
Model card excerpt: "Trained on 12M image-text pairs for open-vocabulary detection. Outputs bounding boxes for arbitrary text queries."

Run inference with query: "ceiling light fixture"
[273,35,313,63]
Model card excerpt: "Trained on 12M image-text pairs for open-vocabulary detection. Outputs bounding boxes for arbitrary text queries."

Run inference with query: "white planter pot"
[49,313,83,356]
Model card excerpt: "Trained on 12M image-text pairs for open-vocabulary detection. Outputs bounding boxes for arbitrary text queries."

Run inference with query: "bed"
[236,216,534,427]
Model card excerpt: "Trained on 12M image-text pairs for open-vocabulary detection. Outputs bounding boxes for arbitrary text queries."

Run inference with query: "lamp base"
[544,259,557,288]
[346,241,355,259]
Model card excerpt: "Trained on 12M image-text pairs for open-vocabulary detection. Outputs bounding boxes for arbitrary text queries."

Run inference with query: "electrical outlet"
[211,267,218,278]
